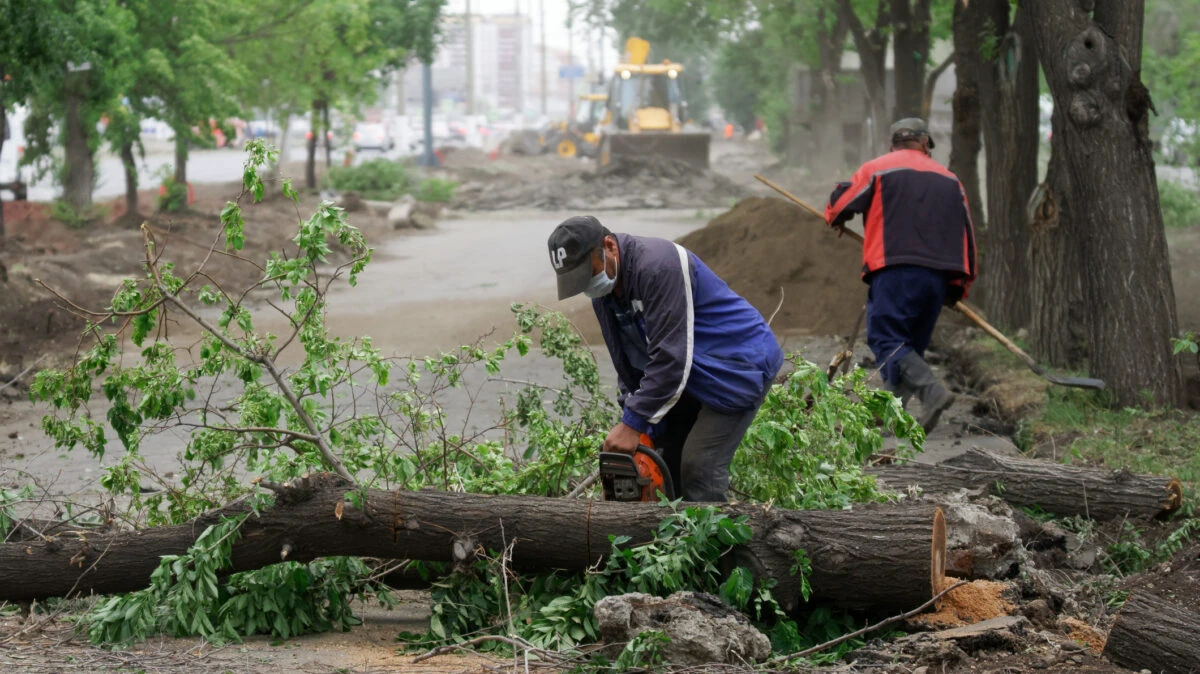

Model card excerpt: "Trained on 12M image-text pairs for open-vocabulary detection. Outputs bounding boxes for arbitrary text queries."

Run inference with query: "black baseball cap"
[548,215,608,300]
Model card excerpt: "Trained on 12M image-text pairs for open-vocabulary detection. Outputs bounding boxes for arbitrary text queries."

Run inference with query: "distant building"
[788,41,956,169]
[403,13,534,117]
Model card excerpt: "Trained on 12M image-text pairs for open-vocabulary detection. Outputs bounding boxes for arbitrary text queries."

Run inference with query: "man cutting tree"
[824,118,977,433]
[547,215,783,502]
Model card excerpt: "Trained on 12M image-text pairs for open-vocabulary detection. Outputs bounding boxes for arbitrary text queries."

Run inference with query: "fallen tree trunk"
[0,475,945,613]
[1103,591,1200,674]
[869,447,1182,520]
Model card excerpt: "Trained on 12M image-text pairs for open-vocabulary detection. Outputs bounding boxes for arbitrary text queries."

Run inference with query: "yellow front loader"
[597,37,711,169]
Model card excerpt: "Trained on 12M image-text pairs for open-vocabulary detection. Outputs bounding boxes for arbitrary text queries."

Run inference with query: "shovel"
[753,174,1107,391]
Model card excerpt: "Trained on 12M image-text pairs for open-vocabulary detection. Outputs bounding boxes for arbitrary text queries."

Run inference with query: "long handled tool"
[753,174,1107,391]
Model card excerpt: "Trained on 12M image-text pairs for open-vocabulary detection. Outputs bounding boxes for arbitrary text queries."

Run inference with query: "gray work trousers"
[654,392,760,503]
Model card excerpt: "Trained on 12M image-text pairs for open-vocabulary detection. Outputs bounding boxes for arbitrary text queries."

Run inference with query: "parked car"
[353,122,394,152]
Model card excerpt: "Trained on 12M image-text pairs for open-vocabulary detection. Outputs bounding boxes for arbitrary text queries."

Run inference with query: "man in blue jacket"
[548,215,783,502]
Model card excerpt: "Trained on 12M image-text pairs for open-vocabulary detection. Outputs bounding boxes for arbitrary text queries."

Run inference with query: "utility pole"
[567,18,575,120]
[539,0,547,116]
[465,0,475,116]
[421,60,437,167]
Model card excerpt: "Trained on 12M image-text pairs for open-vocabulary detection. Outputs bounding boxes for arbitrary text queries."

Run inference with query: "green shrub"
[1159,178,1200,229]
[51,200,108,228]
[325,159,413,200]
[415,177,458,203]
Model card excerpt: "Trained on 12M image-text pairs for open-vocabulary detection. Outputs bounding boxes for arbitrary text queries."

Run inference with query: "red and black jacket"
[824,149,977,297]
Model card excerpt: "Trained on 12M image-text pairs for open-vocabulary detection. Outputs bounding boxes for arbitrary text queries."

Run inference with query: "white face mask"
[582,250,618,298]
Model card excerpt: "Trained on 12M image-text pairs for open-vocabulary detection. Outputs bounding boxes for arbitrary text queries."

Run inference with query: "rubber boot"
[896,351,955,433]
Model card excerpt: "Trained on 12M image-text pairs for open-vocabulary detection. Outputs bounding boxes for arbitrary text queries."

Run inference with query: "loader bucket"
[600,132,711,169]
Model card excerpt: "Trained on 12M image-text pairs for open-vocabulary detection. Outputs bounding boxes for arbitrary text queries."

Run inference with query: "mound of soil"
[677,197,866,335]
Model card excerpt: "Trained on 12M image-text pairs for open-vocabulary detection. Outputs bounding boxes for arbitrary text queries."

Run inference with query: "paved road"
[24,142,413,202]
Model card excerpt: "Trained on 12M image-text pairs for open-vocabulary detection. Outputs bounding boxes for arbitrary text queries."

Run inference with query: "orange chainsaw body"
[600,433,676,502]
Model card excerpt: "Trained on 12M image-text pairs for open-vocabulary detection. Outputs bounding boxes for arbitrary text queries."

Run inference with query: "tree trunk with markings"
[0,477,947,615]
[1027,0,1183,406]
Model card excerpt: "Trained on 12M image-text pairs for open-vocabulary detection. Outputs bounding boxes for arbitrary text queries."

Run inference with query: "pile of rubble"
[450,155,747,211]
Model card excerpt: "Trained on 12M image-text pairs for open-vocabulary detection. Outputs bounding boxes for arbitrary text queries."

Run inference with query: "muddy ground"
[1,139,1199,672]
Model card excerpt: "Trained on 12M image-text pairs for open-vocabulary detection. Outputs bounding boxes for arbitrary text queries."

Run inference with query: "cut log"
[1103,591,1200,674]
[869,446,1182,520]
[0,475,945,614]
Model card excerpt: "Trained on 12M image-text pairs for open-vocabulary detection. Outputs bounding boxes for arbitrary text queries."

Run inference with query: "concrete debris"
[388,194,416,229]
[593,591,771,665]
[451,155,746,211]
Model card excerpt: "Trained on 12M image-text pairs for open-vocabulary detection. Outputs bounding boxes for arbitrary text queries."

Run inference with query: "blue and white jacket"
[593,233,784,435]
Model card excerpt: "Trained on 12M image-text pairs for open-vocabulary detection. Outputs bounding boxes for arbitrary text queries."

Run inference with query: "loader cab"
[605,63,687,133]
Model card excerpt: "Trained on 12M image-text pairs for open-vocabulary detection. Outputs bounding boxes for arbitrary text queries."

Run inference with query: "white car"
[353,122,394,152]
[0,105,29,201]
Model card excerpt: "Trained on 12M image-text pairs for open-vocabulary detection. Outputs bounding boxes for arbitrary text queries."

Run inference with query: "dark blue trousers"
[866,266,948,386]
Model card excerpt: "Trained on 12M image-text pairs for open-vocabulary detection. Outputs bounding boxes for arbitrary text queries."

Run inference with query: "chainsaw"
[599,434,676,502]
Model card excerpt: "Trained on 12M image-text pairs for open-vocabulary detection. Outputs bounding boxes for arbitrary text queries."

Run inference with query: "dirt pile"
[451,154,746,211]
[677,197,865,335]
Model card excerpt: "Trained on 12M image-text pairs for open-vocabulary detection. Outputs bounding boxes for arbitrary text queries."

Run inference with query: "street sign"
[558,65,586,80]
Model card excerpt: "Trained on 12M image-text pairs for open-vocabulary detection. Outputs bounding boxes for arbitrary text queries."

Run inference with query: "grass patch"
[1159,177,1200,229]
[1020,388,1200,485]
[326,158,458,203]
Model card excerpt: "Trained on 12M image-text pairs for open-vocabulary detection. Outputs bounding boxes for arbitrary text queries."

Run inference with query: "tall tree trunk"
[921,54,953,121]
[840,0,891,155]
[978,2,1039,331]
[1030,122,1086,368]
[173,129,188,187]
[120,138,138,222]
[0,106,7,238]
[949,0,986,234]
[62,87,94,213]
[1028,0,1183,406]
[891,0,932,121]
[813,8,850,171]
[306,101,319,190]
[322,101,332,169]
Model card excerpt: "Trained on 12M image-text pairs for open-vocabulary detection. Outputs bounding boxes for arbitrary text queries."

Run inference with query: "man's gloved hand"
[603,422,641,455]
[944,282,965,307]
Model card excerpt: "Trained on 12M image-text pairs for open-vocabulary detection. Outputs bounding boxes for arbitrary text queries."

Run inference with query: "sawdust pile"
[450,155,746,211]
[677,197,866,335]
[1059,617,1106,654]
[914,580,1016,629]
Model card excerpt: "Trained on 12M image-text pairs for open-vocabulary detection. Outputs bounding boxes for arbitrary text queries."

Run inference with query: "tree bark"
[0,105,7,238]
[978,1,1039,331]
[891,0,932,121]
[1027,0,1183,407]
[1103,592,1200,674]
[812,8,850,171]
[921,53,953,122]
[306,101,319,190]
[839,0,891,156]
[1029,130,1086,368]
[949,0,987,235]
[0,479,947,615]
[120,138,138,222]
[62,86,94,213]
[173,130,188,188]
[322,101,332,170]
[869,447,1184,521]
